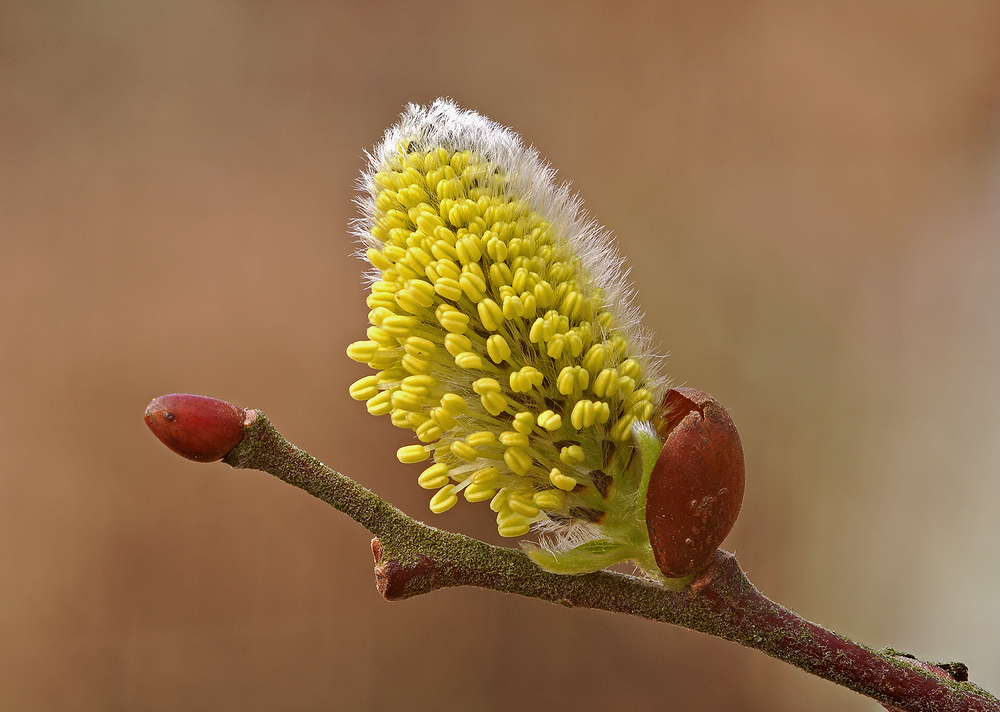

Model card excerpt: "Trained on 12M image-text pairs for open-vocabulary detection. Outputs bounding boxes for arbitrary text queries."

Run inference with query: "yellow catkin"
[350,117,664,541]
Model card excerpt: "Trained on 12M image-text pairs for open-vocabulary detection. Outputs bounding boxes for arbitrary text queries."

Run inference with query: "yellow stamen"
[507,492,540,518]
[532,489,565,510]
[346,340,380,363]
[418,463,450,489]
[401,374,436,396]
[486,334,512,364]
[439,393,467,415]
[504,446,532,476]
[380,315,419,339]
[466,431,496,448]
[509,366,543,393]
[390,390,422,412]
[415,420,443,443]
[429,485,458,513]
[499,431,530,449]
[512,412,535,435]
[349,375,379,401]
[463,482,497,502]
[444,333,472,358]
[497,514,531,538]
[455,351,484,370]
[549,468,578,491]
[471,466,500,485]
[366,391,392,416]
[489,489,509,512]
[436,306,469,334]
[434,277,463,302]
[536,410,562,431]
[559,445,585,464]
[367,326,397,349]
[477,298,504,331]
[397,444,430,464]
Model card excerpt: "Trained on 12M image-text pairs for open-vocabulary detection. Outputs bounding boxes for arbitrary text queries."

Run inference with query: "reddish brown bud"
[144,393,246,462]
[645,388,745,578]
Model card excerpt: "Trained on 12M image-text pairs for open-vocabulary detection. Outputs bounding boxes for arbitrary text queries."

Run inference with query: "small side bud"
[645,388,745,578]
[144,393,246,462]
[880,656,967,711]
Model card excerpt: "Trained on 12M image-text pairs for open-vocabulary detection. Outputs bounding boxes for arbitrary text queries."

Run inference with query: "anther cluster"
[348,101,662,539]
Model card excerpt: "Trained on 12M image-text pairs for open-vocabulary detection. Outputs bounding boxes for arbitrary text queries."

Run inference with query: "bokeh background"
[3,1,999,710]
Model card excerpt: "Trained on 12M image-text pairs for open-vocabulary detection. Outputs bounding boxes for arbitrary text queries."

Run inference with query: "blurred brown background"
[2,1,999,710]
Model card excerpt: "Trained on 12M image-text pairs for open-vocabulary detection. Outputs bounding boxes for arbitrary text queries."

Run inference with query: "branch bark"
[220,408,997,712]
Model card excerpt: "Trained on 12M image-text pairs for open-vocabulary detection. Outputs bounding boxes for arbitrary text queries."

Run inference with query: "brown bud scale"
[646,388,745,578]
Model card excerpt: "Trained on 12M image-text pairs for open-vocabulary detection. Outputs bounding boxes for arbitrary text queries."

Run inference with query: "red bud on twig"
[646,388,745,578]
[144,393,246,462]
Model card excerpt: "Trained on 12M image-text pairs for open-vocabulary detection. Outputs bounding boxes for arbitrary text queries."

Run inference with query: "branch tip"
[145,393,246,462]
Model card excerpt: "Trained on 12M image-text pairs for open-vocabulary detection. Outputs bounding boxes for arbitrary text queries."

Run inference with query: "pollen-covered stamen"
[429,485,459,513]
[512,411,535,434]
[348,375,380,401]
[509,365,544,394]
[397,444,431,464]
[549,467,578,491]
[418,462,450,489]
[536,410,562,431]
